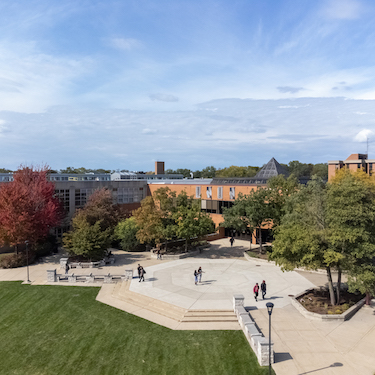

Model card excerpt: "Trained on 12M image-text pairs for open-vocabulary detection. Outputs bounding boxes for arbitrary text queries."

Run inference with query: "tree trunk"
[365,292,372,305]
[258,228,263,254]
[336,267,342,305]
[185,238,188,252]
[326,267,336,306]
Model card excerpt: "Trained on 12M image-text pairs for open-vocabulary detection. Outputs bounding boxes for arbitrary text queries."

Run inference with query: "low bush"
[0,253,27,268]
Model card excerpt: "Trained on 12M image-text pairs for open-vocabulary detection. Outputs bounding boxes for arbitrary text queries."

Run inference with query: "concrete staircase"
[96,280,240,330]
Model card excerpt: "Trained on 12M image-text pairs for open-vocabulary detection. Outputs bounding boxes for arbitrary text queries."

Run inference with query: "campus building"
[148,158,289,243]
[328,153,375,181]
[0,158,289,243]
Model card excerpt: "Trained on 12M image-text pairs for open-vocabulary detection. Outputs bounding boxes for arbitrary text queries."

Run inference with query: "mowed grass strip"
[0,282,272,375]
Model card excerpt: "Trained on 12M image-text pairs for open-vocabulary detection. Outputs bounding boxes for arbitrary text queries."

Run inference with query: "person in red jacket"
[253,283,259,302]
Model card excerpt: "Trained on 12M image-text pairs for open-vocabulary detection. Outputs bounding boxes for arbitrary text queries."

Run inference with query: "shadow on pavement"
[197,244,248,259]
[274,352,293,363]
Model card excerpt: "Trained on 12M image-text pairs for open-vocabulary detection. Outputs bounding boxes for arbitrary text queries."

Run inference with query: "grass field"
[0,281,273,375]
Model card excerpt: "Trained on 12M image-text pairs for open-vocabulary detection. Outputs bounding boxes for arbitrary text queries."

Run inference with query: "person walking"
[65,262,70,275]
[194,270,198,285]
[230,237,234,247]
[261,280,267,299]
[253,283,259,302]
[156,250,161,260]
[198,267,203,283]
[139,266,145,282]
[137,264,142,280]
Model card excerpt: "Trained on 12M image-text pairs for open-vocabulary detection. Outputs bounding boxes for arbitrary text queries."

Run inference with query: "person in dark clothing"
[253,283,259,302]
[139,266,145,282]
[194,270,198,285]
[261,280,267,299]
[230,237,234,247]
[65,263,70,275]
[137,264,142,279]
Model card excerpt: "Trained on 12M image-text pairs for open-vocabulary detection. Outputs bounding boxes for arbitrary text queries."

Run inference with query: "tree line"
[166,161,328,179]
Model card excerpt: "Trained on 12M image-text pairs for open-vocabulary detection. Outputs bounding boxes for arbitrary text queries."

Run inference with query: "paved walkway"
[0,239,374,375]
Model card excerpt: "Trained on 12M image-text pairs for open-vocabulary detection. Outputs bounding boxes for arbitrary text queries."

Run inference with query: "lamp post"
[266,302,274,375]
[25,240,30,283]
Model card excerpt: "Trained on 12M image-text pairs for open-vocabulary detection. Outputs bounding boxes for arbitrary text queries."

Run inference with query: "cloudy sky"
[1,0,375,171]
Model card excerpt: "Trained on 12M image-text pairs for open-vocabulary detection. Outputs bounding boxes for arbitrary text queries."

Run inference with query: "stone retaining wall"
[233,294,274,367]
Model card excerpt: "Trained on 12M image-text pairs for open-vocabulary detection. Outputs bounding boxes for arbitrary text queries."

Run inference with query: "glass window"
[217,186,223,199]
[229,187,235,200]
[206,187,212,199]
[196,186,201,198]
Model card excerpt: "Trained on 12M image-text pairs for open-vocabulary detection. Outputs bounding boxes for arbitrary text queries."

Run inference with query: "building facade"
[328,153,375,181]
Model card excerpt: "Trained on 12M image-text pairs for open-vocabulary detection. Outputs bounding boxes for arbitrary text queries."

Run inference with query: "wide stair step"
[112,280,186,321]
[182,310,237,323]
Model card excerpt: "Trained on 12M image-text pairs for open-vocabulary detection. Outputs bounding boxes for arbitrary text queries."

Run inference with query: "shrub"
[34,235,58,258]
[0,253,28,268]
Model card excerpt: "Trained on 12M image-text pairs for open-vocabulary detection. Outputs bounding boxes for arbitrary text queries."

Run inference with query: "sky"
[1,0,375,171]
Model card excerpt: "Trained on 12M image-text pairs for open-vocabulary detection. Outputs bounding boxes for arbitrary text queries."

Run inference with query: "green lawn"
[0,282,273,375]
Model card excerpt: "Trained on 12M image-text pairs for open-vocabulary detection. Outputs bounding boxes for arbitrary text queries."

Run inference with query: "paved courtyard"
[130,258,315,310]
[0,238,375,375]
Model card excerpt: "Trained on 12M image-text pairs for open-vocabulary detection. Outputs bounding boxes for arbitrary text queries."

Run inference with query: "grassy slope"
[0,282,271,375]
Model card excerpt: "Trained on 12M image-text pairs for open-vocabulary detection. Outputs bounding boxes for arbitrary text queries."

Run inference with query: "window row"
[195,186,235,200]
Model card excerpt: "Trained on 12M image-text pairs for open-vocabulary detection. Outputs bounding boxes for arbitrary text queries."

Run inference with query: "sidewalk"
[0,239,374,375]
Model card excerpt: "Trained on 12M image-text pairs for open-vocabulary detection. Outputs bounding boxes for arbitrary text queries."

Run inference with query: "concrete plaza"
[0,238,374,375]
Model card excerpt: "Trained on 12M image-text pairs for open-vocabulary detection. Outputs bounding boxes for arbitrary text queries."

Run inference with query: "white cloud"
[0,42,92,112]
[322,0,363,20]
[1,97,375,170]
[108,38,142,51]
[354,129,374,142]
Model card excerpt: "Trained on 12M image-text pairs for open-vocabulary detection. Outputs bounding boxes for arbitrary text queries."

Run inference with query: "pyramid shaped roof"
[254,157,289,179]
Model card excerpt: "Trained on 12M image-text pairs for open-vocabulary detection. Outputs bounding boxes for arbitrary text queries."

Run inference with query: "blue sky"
[1,0,375,171]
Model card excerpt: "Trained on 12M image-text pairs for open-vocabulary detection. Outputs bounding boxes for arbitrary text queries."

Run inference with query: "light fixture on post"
[266,302,274,375]
[25,240,30,283]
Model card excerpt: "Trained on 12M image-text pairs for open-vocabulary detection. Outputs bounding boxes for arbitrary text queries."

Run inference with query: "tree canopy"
[63,188,119,259]
[133,188,215,251]
[0,166,62,250]
[272,171,375,305]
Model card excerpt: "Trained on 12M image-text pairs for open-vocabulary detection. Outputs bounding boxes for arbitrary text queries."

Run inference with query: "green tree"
[174,192,215,250]
[114,217,140,251]
[271,178,338,304]
[222,189,271,252]
[287,161,314,178]
[216,165,259,178]
[63,188,119,259]
[267,174,299,227]
[133,196,164,246]
[273,172,375,306]
[200,166,216,178]
[327,169,375,305]
[311,163,328,179]
[63,215,111,260]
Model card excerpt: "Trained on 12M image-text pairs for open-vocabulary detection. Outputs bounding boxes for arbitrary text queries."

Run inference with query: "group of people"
[253,280,267,301]
[194,266,203,285]
[137,264,146,282]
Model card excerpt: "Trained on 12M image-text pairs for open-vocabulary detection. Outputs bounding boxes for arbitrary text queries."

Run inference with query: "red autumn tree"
[0,166,62,251]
